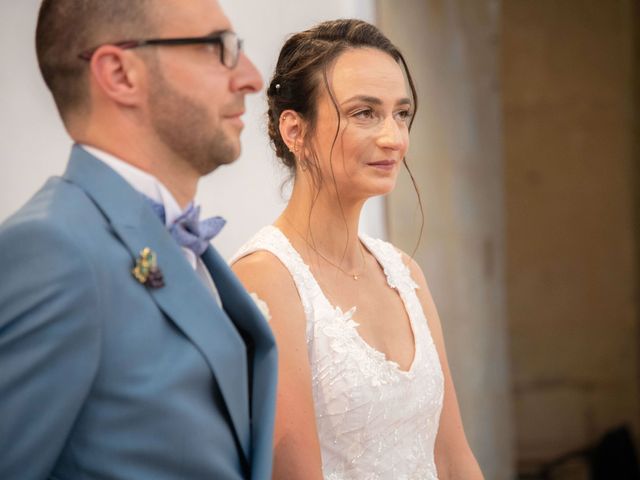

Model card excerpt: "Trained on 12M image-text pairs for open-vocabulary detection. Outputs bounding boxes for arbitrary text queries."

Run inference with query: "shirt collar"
[80,144,185,227]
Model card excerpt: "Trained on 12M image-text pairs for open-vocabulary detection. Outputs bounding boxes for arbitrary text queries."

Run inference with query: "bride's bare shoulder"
[233,249,292,283]
[232,250,301,310]
[232,249,284,273]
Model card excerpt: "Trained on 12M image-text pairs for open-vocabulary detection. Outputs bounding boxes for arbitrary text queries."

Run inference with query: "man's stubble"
[147,63,238,177]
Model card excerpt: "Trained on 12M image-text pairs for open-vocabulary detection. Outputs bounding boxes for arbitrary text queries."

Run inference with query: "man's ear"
[89,46,148,107]
[279,109,307,155]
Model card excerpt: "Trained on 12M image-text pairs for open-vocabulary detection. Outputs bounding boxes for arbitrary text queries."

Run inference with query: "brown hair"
[35,0,154,121]
[267,19,424,247]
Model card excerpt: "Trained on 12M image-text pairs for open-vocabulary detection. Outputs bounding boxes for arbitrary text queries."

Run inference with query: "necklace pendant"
[353,274,359,281]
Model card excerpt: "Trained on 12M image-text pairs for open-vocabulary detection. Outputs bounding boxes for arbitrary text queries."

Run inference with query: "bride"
[232,19,483,480]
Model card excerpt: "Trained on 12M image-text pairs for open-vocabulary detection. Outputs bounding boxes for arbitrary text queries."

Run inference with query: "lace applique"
[316,306,405,387]
[360,235,419,292]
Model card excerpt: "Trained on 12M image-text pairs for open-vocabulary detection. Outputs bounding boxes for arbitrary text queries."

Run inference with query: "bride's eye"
[396,109,414,122]
[353,108,374,120]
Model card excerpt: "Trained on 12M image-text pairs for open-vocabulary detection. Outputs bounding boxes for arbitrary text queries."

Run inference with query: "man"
[0,1,277,479]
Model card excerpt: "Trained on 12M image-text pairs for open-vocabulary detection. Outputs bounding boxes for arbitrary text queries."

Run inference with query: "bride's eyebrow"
[340,95,412,107]
[340,95,381,106]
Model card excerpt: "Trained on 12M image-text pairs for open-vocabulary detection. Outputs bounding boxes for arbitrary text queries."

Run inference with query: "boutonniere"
[132,247,165,289]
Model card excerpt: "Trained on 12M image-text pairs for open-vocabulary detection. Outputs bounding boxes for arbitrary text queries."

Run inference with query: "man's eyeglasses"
[78,30,243,69]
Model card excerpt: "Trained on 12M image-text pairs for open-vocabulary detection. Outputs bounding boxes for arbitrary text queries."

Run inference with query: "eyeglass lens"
[221,32,241,68]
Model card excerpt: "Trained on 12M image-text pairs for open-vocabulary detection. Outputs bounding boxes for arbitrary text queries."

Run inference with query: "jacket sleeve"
[0,218,102,479]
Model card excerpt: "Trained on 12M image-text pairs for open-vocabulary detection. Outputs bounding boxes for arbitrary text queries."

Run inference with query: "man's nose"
[231,52,263,93]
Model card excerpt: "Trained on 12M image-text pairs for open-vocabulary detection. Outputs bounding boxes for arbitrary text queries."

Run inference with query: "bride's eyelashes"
[396,108,414,123]
[352,107,375,120]
[346,106,414,125]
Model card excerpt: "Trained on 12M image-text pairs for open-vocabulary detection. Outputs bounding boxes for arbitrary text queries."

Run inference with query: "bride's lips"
[367,159,397,171]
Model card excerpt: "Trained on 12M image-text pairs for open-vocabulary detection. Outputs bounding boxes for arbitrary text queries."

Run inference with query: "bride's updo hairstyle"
[267,19,419,188]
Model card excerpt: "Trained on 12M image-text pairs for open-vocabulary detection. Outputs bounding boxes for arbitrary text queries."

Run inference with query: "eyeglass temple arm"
[77,35,230,61]
[77,40,146,61]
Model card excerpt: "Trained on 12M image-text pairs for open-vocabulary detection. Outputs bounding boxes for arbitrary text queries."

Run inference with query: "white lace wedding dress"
[233,226,444,480]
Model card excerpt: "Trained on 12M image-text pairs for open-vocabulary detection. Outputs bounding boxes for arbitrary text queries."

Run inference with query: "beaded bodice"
[233,226,444,479]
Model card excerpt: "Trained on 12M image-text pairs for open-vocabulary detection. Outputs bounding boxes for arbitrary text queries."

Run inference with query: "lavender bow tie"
[145,197,226,256]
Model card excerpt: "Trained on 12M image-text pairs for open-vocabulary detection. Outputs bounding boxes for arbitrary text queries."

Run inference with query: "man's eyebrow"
[203,28,231,37]
[341,95,413,106]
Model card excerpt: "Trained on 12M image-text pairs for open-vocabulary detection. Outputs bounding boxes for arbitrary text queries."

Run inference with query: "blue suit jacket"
[0,146,277,479]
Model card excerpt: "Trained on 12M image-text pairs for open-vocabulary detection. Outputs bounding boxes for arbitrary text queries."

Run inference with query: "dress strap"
[360,234,419,294]
[230,225,326,335]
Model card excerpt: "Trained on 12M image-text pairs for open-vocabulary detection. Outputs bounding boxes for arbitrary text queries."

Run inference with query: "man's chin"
[220,138,242,165]
[197,142,240,175]
[217,155,240,169]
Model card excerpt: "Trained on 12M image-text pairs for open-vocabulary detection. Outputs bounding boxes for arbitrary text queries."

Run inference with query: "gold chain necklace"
[282,216,367,281]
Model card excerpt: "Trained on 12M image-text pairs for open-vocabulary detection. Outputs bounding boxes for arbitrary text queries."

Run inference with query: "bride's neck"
[277,181,365,267]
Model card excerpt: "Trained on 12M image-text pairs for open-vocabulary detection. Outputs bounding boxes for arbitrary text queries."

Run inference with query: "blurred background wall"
[2,1,639,479]
[502,1,639,477]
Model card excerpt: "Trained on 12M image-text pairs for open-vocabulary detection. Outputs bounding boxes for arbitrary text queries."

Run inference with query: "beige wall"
[503,0,639,471]
[378,1,514,478]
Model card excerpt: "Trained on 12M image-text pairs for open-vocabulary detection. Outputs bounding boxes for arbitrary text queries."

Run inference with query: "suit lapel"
[62,145,251,462]
[202,248,278,477]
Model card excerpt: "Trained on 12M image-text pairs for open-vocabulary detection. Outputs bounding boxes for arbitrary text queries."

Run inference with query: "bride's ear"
[279,110,306,155]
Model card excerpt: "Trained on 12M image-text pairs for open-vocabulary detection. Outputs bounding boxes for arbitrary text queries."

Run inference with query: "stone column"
[377,1,514,478]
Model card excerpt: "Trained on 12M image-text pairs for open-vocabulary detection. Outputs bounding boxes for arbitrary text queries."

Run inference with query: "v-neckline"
[270,225,420,375]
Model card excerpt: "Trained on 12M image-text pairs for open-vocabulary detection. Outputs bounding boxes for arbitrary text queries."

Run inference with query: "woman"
[232,19,483,480]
